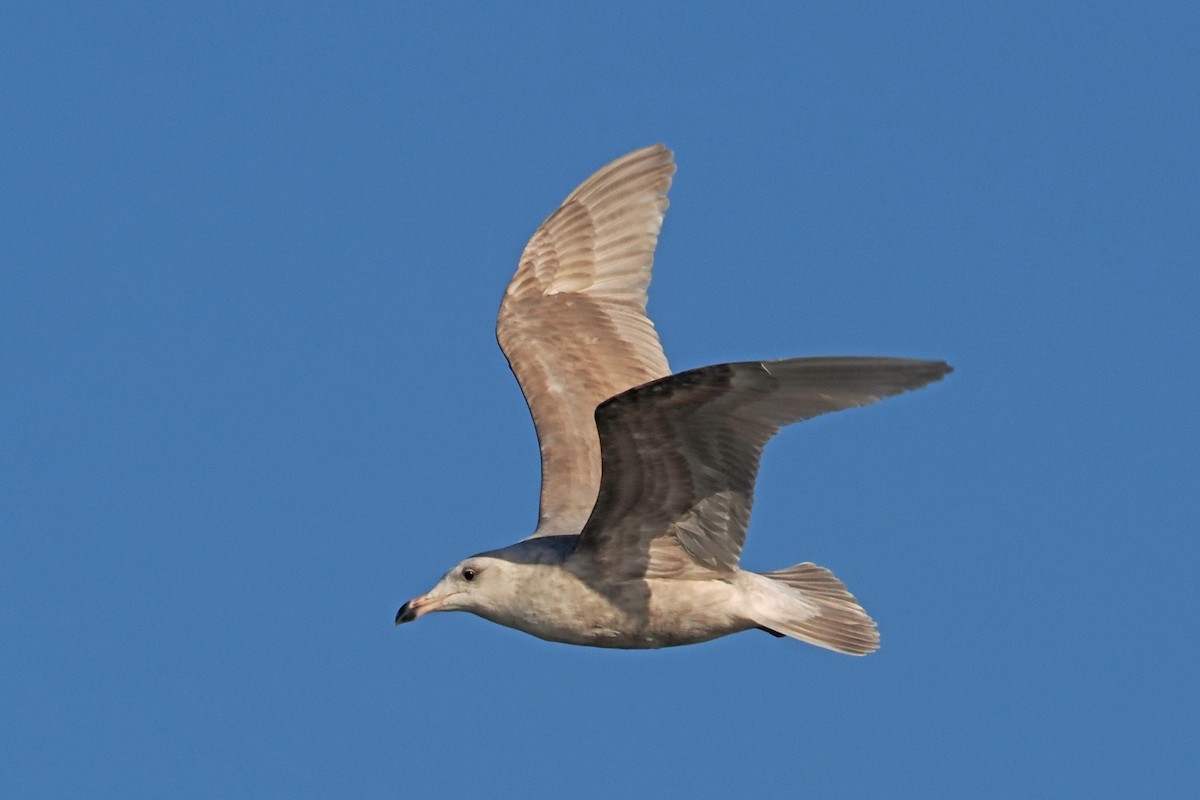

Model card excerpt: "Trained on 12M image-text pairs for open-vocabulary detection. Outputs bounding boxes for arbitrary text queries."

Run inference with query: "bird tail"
[746,563,880,655]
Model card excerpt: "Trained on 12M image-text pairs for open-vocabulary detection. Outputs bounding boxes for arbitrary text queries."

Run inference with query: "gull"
[396,145,950,654]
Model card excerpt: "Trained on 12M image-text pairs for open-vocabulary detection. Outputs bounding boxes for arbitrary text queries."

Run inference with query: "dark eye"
[461,567,477,581]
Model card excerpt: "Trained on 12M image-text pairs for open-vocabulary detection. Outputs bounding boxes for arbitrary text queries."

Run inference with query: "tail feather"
[751,563,879,655]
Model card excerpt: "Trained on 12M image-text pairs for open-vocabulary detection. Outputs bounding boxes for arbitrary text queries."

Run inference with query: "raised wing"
[571,357,952,576]
[497,145,675,536]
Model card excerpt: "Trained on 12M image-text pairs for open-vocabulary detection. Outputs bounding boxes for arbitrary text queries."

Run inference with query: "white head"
[394,555,519,626]
[395,537,577,633]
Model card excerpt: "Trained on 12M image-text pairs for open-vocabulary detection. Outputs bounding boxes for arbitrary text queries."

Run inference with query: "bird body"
[398,533,884,652]
[469,539,750,649]
[398,536,761,649]
[396,145,950,655]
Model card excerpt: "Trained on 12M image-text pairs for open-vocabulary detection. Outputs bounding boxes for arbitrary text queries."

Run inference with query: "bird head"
[395,555,514,625]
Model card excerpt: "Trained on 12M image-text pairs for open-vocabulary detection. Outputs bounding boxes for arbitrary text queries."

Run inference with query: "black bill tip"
[395,601,416,625]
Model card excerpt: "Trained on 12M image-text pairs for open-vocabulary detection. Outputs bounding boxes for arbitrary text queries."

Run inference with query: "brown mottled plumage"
[396,145,951,654]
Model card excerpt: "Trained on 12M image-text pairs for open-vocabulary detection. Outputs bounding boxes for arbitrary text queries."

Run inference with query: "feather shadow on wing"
[572,357,953,577]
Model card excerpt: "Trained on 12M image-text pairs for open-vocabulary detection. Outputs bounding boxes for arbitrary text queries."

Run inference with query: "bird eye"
[462,567,477,581]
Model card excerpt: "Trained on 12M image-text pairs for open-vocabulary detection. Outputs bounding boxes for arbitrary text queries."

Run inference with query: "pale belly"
[479,576,755,649]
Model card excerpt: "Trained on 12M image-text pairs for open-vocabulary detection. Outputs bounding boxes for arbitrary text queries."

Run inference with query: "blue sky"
[3,2,1197,797]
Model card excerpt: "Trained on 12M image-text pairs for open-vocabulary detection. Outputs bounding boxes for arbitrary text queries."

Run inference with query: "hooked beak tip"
[395,601,417,625]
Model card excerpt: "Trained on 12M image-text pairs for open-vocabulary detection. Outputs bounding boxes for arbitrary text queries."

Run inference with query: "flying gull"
[396,145,950,654]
